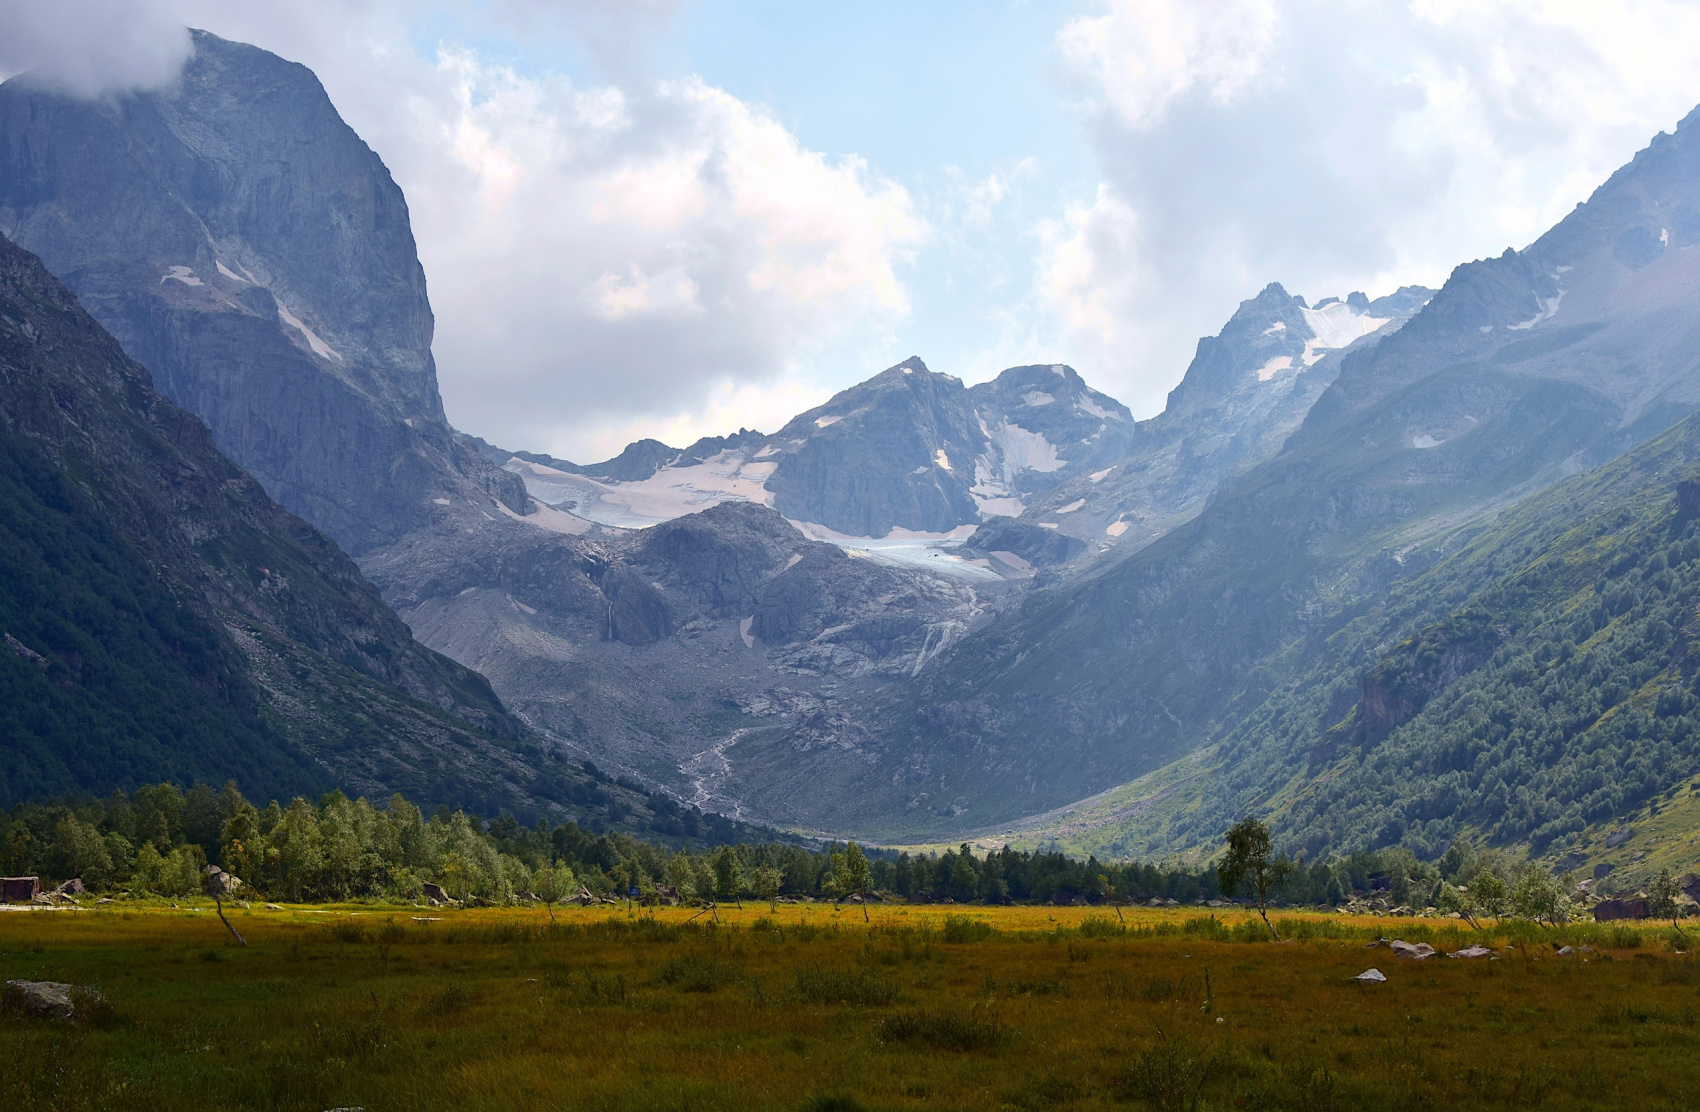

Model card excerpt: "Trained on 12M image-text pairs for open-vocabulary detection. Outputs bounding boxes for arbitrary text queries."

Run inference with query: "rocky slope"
[0,30,525,558]
[734,106,1700,841]
[1021,284,1433,551]
[0,232,601,814]
[360,500,1005,810]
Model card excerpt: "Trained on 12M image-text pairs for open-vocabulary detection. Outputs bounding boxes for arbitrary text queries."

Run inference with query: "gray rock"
[1447,945,1493,959]
[1354,968,1387,983]
[0,31,528,559]
[2,980,92,1020]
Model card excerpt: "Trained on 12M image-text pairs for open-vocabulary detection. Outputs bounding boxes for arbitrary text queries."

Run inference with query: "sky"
[6,1,1700,461]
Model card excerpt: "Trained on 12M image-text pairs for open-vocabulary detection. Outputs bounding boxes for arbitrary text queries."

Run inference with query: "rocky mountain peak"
[0,30,526,556]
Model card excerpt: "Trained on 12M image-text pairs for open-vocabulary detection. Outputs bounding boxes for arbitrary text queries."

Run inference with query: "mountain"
[0,231,598,814]
[1022,284,1432,551]
[0,30,526,558]
[486,357,1135,538]
[360,496,1006,806]
[1009,405,1700,879]
[729,106,1700,842]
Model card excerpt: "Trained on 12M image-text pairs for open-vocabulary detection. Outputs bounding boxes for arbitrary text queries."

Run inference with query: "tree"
[753,865,783,912]
[534,861,575,922]
[1468,871,1510,921]
[1216,817,1293,940]
[713,846,744,910]
[837,842,873,922]
[1100,873,1125,921]
[1649,867,1684,934]
[1510,866,1571,926]
[44,815,113,889]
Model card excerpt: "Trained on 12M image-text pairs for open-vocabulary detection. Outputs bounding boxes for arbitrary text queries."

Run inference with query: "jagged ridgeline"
[0,232,613,817]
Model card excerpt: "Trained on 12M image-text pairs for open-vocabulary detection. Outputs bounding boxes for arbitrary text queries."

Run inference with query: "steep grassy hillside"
[0,232,608,816]
[1004,406,1700,870]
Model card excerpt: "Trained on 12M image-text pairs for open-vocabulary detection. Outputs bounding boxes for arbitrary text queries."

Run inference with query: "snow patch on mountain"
[506,451,776,529]
[275,302,341,362]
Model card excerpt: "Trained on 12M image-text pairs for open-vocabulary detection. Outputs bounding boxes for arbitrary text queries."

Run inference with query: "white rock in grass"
[1354,968,1387,983]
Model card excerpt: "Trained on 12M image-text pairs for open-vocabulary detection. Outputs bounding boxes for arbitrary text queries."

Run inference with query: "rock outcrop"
[0,30,526,557]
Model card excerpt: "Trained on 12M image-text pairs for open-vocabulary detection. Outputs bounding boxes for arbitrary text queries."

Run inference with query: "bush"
[1231,918,1269,943]
[878,1008,1009,1051]
[792,966,899,1006]
[425,984,474,1015]
[1120,1030,1218,1112]
[941,915,995,943]
[1078,914,1125,940]
[654,954,739,992]
[1181,916,1231,942]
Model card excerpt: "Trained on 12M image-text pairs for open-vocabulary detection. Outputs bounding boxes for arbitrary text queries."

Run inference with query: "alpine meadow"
[7,4,1700,1110]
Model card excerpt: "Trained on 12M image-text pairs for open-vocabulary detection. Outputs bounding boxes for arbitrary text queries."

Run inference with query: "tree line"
[0,780,1601,915]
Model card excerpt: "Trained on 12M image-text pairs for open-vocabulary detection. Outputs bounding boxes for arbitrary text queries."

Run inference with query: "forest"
[0,776,1603,919]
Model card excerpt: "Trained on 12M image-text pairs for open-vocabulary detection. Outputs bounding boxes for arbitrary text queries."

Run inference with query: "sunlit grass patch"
[0,904,1695,1110]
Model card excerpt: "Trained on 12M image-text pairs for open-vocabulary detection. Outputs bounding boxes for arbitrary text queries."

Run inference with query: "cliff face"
[0,30,525,556]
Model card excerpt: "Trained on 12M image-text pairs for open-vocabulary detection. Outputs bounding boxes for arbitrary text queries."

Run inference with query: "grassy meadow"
[2,902,1698,1111]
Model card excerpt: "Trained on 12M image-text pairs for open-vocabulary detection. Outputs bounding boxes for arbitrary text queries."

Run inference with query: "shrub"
[1231,918,1269,943]
[801,1097,866,1112]
[941,915,995,943]
[425,984,474,1015]
[1181,916,1231,942]
[654,954,738,992]
[878,1008,1009,1051]
[792,966,899,1006]
[1078,914,1124,940]
[1120,1030,1218,1112]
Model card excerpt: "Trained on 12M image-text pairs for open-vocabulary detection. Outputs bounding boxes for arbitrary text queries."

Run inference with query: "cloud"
[1057,0,1280,128]
[1045,0,1700,416]
[119,1,926,461]
[407,56,924,460]
[0,0,190,98]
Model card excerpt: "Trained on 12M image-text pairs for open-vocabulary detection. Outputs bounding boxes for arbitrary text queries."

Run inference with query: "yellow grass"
[2,902,1697,1110]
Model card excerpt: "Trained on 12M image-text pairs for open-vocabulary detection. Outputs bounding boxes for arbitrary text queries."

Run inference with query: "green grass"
[2,904,1698,1110]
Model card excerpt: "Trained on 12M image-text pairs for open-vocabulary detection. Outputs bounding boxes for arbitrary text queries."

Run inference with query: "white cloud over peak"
[406,57,924,459]
[1045,0,1700,417]
[58,1,927,462]
[0,0,190,98]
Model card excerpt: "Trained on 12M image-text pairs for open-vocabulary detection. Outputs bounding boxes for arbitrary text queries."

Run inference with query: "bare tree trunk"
[214,896,246,946]
[861,885,869,922]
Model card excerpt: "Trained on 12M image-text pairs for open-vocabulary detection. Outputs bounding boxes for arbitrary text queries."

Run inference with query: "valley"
[3,28,1700,900]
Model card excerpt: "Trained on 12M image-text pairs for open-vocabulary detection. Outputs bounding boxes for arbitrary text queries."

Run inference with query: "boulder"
[1594,898,1648,921]
[2,980,97,1020]
[422,882,451,904]
[1555,945,1575,956]
[1354,968,1387,983]
[1448,945,1494,959]
[1,877,40,903]
[54,879,86,896]
[204,866,241,897]
[1389,940,1435,960]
